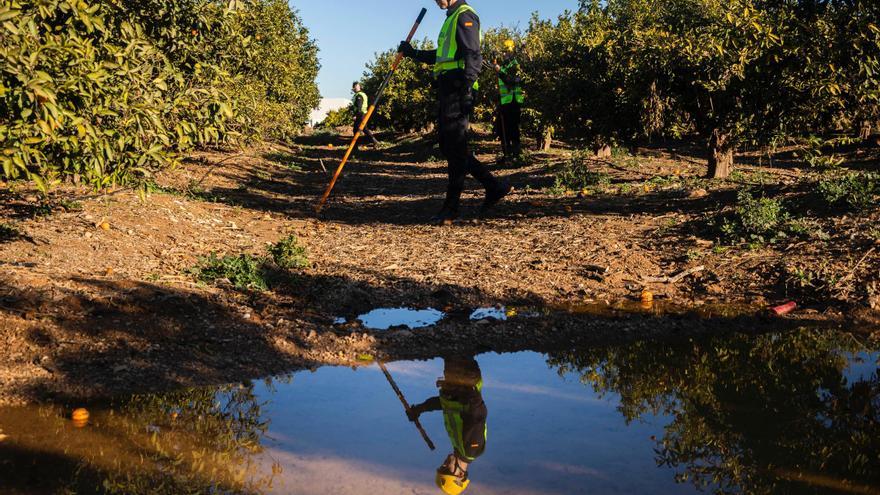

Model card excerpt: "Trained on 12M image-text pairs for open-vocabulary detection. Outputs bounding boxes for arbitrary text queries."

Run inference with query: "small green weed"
[0,222,19,240]
[817,171,878,212]
[553,150,611,193]
[785,218,830,240]
[146,179,227,204]
[268,235,309,269]
[190,235,309,290]
[58,199,83,211]
[190,253,270,291]
[727,170,746,183]
[33,202,53,217]
[798,136,844,170]
[720,189,789,244]
[686,249,705,261]
[783,262,843,302]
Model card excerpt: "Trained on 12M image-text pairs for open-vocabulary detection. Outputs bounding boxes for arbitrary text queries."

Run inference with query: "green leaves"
[1,0,319,193]
[518,0,880,176]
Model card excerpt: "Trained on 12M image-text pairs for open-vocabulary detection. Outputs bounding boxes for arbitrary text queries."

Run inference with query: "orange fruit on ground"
[98,221,110,231]
[640,290,654,303]
[71,408,89,427]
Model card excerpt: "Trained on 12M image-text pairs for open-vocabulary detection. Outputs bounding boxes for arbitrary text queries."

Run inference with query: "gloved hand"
[406,406,421,422]
[461,86,475,116]
[398,40,416,58]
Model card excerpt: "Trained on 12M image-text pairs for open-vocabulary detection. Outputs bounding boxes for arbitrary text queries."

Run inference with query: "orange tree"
[520,0,880,178]
[0,0,319,193]
[358,39,435,133]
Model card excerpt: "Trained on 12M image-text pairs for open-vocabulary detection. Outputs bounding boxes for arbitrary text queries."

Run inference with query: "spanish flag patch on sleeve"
[464,21,473,27]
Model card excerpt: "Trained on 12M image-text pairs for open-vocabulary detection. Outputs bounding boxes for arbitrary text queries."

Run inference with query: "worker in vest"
[407,356,488,495]
[494,40,524,161]
[399,0,512,224]
[351,82,380,152]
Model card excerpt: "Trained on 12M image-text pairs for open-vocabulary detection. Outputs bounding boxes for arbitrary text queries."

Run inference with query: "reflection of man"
[408,357,487,495]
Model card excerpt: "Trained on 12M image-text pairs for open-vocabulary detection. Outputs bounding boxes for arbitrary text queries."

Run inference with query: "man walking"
[494,40,524,161]
[399,0,511,224]
[351,82,380,152]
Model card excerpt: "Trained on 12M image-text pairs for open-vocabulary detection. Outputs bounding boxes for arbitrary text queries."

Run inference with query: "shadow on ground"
[0,263,839,406]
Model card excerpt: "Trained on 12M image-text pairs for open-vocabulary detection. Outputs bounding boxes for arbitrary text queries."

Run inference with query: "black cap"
[352,81,359,87]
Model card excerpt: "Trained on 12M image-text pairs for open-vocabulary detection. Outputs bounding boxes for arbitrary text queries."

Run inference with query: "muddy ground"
[1,131,878,404]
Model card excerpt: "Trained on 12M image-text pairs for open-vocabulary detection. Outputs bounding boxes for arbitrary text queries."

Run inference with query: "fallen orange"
[71,408,89,427]
[640,290,654,303]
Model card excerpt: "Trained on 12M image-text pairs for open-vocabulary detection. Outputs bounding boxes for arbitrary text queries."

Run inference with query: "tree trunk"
[859,121,871,140]
[540,127,553,151]
[594,144,611,158]
[707,129,733,179]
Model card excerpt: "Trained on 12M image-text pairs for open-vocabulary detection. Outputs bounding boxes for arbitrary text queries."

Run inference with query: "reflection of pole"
[316,8,428,213]
[378,361,436,451]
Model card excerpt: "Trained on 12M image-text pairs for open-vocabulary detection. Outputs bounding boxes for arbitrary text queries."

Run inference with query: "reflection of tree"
[98,379,280,494]
[100,379,280,494]
[547,329,880,494]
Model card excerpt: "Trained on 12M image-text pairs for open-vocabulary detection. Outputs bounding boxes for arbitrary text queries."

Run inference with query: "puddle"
[355,307,444,330]
[470,306,508,321]
[1,328,878,494]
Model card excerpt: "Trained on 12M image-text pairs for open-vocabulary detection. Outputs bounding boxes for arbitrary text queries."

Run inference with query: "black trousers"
[437,79,499,209]
[352,113,378,152]
[500,102,521,153]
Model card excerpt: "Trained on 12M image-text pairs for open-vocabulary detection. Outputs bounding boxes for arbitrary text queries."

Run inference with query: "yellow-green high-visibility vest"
[498,60,524,105]
[439,378,486,462]
[352,91,368,115]
[434,3,481,90]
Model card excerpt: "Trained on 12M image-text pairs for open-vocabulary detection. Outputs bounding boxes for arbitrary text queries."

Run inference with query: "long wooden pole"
[378,361,436,451]
[315,8,428,213]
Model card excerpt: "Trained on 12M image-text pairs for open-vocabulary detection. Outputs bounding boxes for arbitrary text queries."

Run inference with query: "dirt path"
[1,132,877,404]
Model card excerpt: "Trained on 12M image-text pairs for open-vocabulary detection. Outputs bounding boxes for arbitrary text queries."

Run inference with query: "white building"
[309,98,351,126]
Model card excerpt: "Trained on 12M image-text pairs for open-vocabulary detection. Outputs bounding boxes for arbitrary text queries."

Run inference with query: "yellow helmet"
[504,39,515,52]
[436,473,470,495]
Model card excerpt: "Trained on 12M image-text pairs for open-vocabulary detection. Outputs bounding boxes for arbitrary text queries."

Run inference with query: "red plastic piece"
[771,301,797,315]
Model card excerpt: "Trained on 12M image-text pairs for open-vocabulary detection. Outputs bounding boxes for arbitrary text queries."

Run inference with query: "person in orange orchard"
[399,0,512,224]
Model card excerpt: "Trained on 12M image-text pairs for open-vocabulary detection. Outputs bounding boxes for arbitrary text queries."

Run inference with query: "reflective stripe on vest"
[435,4,479,77]
[499,61,524,105]
[353,92,368,115]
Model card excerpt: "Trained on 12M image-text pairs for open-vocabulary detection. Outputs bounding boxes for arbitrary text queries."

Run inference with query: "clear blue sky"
[292,0,578,99]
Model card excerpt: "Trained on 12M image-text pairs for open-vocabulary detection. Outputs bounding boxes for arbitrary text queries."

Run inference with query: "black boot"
[481,181,513,213]
[430,195,460,225]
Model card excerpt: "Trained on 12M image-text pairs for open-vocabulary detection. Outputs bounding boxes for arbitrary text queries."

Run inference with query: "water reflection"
[0,382,279,495]
[0,328,877,494]
[546,329,880,494]
[407,357,488,494]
